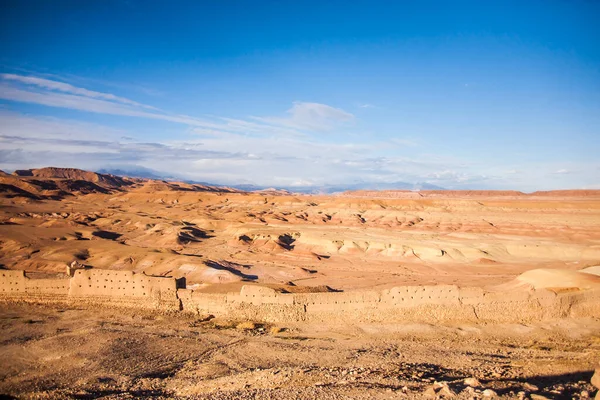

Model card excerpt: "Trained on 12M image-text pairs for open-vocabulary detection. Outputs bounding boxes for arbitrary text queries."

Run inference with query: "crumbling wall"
[179,289,228,314]
[0,268,179,310]
[25,279,70,296]
[0,270,68,304]
[382,285,460,306]
[296,285,465,323]
[179,284,600,324]
[0,270,27,296]
[557,288,600,318]
[68,269,180,310]
[2,268,600,323]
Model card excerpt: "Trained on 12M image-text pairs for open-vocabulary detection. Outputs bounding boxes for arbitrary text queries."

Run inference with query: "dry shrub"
[211,320,237,330]
[236,321,257,330]
[269,326,284,335]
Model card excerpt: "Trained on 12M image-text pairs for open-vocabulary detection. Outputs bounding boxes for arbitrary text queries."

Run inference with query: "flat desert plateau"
[1,168,600,399]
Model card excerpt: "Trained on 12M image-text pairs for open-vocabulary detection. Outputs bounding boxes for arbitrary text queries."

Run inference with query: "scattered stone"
[439,386,456,398]
[530,395,550,400]
[189,314,214,326]
[464,377,482,387]
[523,383,539,392]
[462,386,475,394]
[424,382,456,398]
[482,389,497,398]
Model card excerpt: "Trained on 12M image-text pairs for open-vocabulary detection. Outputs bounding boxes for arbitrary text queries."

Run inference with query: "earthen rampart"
[1,268,599,323]
[0,268,180,310]
[0,270,69,303]
[68,269,181,310]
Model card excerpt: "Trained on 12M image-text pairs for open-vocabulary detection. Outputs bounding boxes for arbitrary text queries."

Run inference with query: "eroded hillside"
[1,168,600,293]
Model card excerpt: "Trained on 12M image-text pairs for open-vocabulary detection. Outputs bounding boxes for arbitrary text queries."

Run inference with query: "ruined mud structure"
[1,267,599,324]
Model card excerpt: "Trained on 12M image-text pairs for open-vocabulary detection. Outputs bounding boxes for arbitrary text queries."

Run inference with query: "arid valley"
[3,1,600,398]
[0,168,599,399]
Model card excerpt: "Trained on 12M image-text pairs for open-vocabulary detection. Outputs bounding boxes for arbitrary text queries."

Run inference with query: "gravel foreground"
[0,303,598,399]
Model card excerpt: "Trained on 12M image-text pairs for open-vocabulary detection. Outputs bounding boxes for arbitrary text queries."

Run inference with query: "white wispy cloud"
[251,101,354,132]
[0,111,457,187]
[0,80,222,128]
[2,73,597,190]
[0,73,156,109]
[553,168,571,174]
[0,73,354,136]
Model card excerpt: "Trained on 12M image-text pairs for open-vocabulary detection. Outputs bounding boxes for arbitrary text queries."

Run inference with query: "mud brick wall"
[68,269,180,310]
[2,269,600,323]
[0,269,180,310]
[0,270,27,296]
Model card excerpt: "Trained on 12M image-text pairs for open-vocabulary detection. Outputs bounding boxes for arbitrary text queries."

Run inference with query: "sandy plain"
[1,168,599,398]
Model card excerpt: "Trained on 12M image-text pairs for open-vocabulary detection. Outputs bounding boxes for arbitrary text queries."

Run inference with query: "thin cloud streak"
[2,111,597,190]
[0,111,459,187]
[1,73,156,109]
[0,73,353,136]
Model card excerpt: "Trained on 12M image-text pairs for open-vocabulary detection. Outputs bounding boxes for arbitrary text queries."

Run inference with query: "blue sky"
[0,0,599,190]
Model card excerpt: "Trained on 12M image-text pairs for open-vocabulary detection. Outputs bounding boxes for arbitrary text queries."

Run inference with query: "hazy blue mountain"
[96,166,171,180]
[98,166,445,193]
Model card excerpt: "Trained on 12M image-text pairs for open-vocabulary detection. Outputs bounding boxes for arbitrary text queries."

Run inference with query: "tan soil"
[0,303,598,399]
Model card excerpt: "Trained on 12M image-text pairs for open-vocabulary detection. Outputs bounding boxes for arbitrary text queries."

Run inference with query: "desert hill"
[13,167,131,187]
[2,167,131,199]
[1,167,600,292]
[0,167,244,200]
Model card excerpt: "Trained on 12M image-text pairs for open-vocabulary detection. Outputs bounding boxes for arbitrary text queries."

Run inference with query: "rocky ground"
[0,303,598,399]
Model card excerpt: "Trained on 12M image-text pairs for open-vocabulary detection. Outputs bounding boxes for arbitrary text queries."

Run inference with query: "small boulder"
[464,377,482,388]
[423,387,438,398]
[592,368,600,390]
[424,382,456,398]
[530,394,550,400]
[523,382,539,392]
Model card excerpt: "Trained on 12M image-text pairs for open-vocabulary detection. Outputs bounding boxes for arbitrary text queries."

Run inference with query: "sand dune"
[496,268,600,290]
[581,265,600,276]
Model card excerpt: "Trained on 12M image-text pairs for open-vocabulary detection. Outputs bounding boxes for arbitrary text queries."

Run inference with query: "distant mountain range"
[96,167,169,181]
[96,167,445,193]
